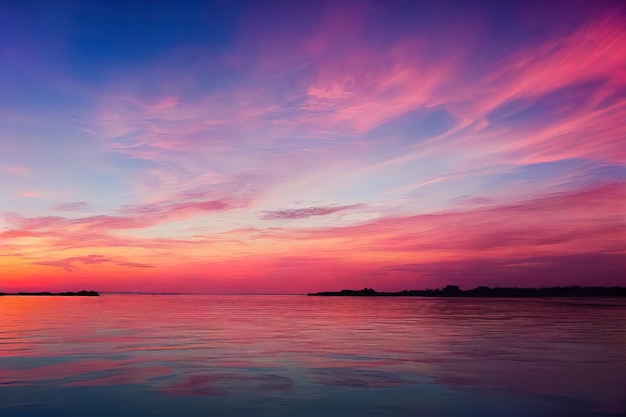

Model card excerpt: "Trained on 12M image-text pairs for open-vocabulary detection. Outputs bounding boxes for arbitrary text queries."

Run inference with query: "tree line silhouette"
[308,285,626,297]
[0,290,99,297]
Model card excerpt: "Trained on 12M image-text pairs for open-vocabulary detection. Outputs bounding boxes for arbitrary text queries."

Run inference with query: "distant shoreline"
[0,290,100,297]
[308,286,626,298]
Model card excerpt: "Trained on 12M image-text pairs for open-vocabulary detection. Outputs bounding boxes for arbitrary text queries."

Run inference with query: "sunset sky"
[1,0,624,293]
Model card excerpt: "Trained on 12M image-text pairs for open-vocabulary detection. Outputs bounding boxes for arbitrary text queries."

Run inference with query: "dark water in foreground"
[1,295,625,417]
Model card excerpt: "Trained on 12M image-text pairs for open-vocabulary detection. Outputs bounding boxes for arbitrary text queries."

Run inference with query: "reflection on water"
[1,295,625,416]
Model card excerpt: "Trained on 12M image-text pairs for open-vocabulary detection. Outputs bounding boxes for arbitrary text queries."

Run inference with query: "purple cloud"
[261,204,362,220]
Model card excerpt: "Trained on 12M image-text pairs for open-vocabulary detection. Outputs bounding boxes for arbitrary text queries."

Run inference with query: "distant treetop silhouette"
[308,286,626,297]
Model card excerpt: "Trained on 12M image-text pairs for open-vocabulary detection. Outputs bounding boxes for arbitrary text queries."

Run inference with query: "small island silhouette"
[0,290,100,297]
[308,285,626,297]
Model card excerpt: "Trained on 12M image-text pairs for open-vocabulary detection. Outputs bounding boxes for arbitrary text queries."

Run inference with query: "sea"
[1,295,625,416]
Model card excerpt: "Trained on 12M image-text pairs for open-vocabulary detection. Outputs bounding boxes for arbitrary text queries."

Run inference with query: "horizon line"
[4,285,625,296]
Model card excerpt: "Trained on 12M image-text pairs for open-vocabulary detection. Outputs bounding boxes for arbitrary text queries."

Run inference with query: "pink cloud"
[439,9,626,165]
[3,195,248,239]
[34,254,154,272]
[269,182,625,260]
[120,198,244,220]
[0,229,42,239]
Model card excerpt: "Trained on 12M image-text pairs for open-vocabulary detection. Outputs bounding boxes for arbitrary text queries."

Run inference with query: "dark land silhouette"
[308,285,626,297]
[0,290,99,297]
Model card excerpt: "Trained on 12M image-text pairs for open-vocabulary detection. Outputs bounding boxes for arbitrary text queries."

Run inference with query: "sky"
[0,0,625,293]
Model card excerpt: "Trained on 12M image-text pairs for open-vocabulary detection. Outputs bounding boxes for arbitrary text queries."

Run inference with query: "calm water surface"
[1,295,625,416]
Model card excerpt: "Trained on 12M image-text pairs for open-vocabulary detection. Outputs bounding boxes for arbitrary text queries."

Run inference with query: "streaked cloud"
[35,254,155,272]
[260,204,362,220]
[51,201,91,211]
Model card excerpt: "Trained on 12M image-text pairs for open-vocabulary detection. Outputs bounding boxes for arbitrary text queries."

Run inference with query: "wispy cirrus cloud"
[3,195,248,236]
[120,198,246,219]
[35,254,154,272]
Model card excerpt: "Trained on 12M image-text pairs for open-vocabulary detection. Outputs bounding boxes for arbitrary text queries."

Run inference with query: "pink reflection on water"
[1,295,625,414]
[64,365,173,387]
